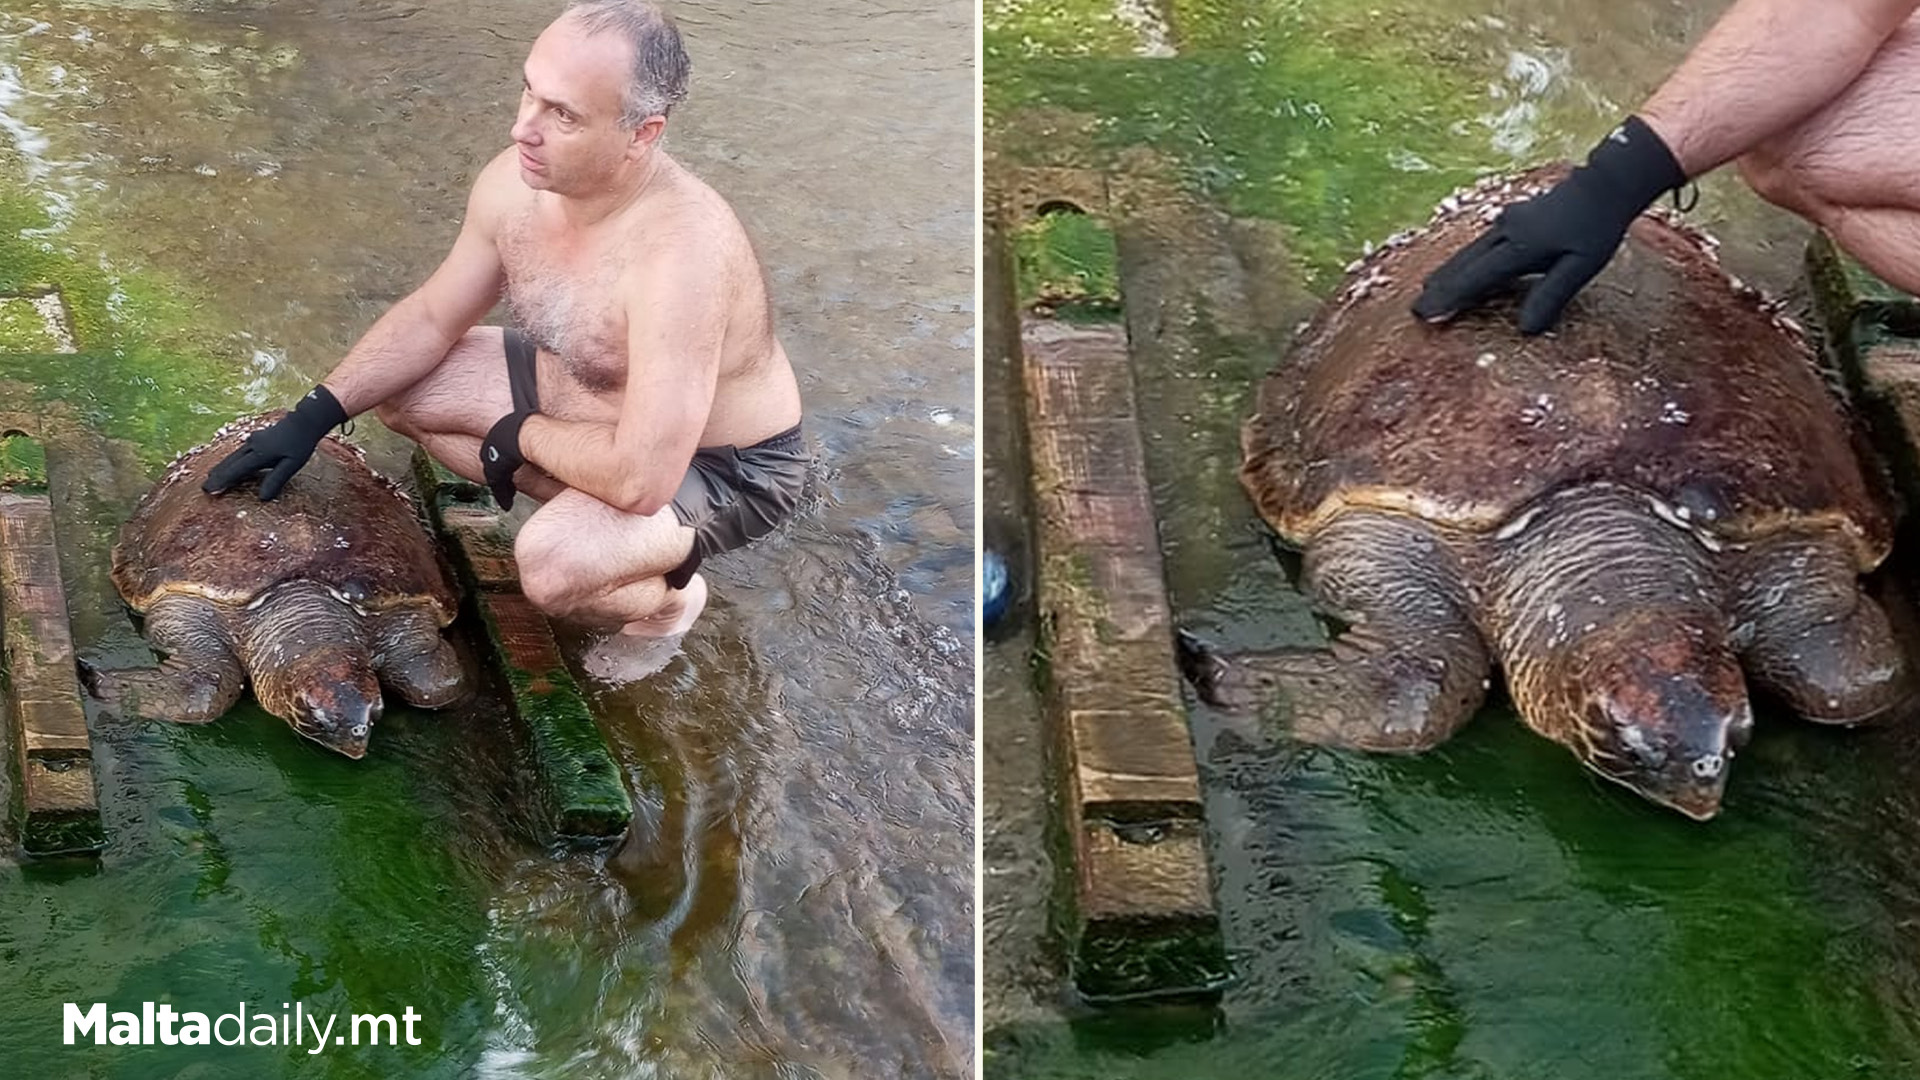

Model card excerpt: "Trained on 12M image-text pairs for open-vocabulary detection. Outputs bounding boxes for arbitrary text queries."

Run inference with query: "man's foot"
[620,573,707,638]
[581,632,685,686]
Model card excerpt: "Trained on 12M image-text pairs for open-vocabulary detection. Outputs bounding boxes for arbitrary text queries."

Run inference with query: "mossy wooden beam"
[1011,169,1228,1003]
[0,429,106,857]
[1807,233,1920,514]
[412,451,631,839]
[1808,231,1920,369]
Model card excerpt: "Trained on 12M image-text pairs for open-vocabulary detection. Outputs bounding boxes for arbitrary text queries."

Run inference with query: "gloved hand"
[1411,116,1688,335]
[202,385,348,501]
[480,410,532,511]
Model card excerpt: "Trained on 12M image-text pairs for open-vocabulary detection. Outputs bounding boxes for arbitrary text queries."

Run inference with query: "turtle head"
[254,646,384,759]
[1564,616,1752,821]
[245,583,385,759]
[286,656,383,760]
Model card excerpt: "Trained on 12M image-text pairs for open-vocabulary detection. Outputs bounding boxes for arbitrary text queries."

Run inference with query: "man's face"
[511,15,644,194]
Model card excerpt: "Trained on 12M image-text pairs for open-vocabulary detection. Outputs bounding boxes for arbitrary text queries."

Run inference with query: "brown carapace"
[88,413,469,758]
[1180,164,1914,820]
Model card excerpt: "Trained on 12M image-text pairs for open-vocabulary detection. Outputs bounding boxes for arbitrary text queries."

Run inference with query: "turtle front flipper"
[1179,629,1488,752]
[1731,534,1917,726]
[372,605,470,709]
[81,594,244,723]
[1180,512,1491,752]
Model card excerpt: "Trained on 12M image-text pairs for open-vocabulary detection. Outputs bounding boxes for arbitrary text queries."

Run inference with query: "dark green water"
[1,1,975,1077]
[984,1,1920,1076]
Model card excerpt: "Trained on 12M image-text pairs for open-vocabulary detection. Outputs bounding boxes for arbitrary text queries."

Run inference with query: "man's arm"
[319,149,517,414]
[1642,0,1920,175]
[204,150,515,499]
[1414,0,1919,333]
[514,251,724,515]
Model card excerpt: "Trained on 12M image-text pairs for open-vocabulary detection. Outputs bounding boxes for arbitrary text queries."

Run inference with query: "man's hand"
[481,410,532,510]
[1412,116,1687,335]
[202,385,348,501]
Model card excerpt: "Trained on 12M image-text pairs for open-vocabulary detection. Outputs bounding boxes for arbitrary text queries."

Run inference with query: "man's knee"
[372,397,417,439]
[1737,141,1818,218]
[374,327,502,438]
[515,514,594,616]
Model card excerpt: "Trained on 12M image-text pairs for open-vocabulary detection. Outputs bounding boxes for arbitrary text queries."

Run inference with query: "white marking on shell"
[1494,508,1538,540]
[322,585,371,618]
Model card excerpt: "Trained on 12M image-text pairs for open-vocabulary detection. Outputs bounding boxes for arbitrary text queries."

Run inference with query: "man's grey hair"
[564,0,690,126]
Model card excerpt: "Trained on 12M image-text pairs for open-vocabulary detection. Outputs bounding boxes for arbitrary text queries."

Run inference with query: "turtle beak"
[292,684,382,759]
[1576,624,1751,821]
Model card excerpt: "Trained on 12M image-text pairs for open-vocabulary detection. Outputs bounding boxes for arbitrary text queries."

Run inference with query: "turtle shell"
[111,413,459,623]
[1242,164,1892,569]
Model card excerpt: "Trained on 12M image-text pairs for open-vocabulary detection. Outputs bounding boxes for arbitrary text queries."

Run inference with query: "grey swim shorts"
[504,328,807,589]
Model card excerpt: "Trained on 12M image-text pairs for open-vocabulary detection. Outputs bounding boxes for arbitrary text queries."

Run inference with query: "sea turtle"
[1178,164,1916,820]
[84,413,469,758]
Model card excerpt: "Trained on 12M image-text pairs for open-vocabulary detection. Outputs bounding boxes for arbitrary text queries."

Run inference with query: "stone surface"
[994,167,1112,231]
[416,450,631,839]
[0,433,105,857]
[1014,172,1225,999]
[0,290,77,354]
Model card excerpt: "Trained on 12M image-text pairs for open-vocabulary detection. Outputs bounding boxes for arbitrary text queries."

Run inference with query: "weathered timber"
[413,451,631,838]
[1808,233,1920,528]
[1809,231,1920,368]
[1,429,105,856]
[1019,295,1227,999]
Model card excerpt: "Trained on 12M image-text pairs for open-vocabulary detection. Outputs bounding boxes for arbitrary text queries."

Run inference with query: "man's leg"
[374,327,564,500]
[379,326,706,635]
[1736,14,1920,294]
[513,488,706,637]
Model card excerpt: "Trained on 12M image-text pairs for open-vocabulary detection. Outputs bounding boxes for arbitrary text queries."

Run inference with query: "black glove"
[480,410,532,511]
[201,385,348,501]
[1412,116,1687,335]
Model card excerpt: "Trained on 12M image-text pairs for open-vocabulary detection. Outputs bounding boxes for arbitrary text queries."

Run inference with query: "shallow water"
[985,1,1920,1076]
[0,2,974,1077]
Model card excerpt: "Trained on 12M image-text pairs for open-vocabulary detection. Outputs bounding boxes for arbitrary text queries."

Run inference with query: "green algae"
[415,457,633,840]
[18,796,106,858]
[2,696,497,1078]
[491,635,633,840]
[987,0,1519,287]
[0,294,63,353]
[986,0,1158,59]
[0,432,48,491]
[0,182,249,466]
[990,713,1920,1080]
[0,5,286,469]
[1014,212,1124,318]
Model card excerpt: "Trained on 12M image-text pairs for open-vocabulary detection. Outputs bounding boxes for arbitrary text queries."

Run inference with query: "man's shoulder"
[640,161,755,262]
[469,148,532,224]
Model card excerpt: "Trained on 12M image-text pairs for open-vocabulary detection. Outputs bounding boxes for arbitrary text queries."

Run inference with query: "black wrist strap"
[294,384,349,433]
[1585,115,1689,211]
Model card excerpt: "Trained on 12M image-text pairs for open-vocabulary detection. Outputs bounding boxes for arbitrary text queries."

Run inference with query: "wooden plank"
[1018,279,1225,999]
[0,432,105,857]
[414,450,631,839]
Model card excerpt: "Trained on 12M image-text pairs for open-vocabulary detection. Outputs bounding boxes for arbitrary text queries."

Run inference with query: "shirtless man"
[204,0,805,640]
[1413,0,1920,335]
